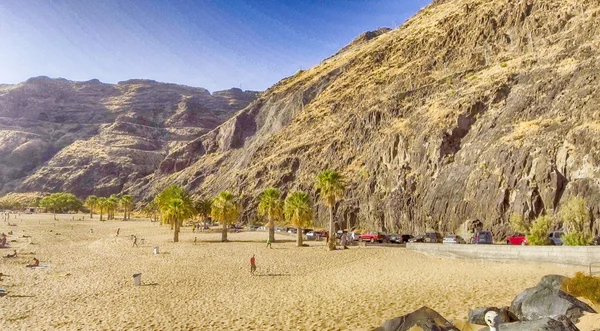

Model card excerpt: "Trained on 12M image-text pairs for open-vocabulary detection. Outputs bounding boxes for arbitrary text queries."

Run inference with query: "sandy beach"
[0,213,597,330]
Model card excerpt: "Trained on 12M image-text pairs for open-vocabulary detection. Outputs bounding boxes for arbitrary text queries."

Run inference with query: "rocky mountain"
[0,77,258,196]
[134,0,600,237]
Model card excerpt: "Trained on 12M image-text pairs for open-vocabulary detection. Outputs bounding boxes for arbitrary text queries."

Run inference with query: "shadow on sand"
[198,239,297,244]
[255,273,291,277]
[141,283,159,287]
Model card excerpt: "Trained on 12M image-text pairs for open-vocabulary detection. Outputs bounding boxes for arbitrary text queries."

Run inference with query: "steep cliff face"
[145,0,600,237]
[0,77,258,196]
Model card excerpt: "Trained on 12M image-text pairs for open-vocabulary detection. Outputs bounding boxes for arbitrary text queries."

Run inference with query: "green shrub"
[563,232,593,246]
[526,215,552,245]
[562,272,600,304]
[559,196,592,246]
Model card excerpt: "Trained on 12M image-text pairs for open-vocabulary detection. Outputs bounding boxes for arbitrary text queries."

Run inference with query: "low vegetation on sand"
[562,272,600,305]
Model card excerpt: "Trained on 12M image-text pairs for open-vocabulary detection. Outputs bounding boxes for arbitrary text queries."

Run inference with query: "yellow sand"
[0,214,597,330]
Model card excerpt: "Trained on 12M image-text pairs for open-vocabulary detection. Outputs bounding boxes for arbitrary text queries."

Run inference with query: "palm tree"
[154,190,173,229]
[316,170,346,251]
[85,195,97,218]
[155,185,196,242]
[195,198,212,230]
[258,188,283,243]
[211,191,240,242]
[97,197,107,222]
[284,191,314,247]
[120,195,134,220]
[107,194,120,220]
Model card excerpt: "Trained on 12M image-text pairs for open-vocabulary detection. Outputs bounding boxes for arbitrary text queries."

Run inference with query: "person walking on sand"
[116,228,120,237]
[341,231,348,249]
[266,237,272,249]
[132,235,138,247]
[250,254,256,275]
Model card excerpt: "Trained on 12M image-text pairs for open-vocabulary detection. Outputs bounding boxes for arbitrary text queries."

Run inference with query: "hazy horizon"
[0,0,430,92]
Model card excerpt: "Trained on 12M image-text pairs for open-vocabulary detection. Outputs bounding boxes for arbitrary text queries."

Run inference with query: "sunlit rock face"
[139,0,600,236]
[0,77,258,197]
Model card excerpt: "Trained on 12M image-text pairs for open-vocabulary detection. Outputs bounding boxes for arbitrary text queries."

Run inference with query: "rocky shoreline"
[376,275,597,331]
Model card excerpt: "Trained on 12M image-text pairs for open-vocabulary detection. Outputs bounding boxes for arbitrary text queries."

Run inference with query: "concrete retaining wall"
[406,243,600,267]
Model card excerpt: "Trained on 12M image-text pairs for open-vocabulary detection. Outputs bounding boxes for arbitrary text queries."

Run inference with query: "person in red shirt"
[250,254,256,275]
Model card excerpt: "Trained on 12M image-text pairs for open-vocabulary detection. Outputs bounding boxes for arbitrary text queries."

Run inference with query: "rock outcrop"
[374,306,458,331]
[0,77,258,196]
[478,316,580,331]
[132,0,600,235]
[509,275,596,323]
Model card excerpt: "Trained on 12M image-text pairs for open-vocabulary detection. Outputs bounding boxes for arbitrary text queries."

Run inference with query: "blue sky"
[0,0,430,92]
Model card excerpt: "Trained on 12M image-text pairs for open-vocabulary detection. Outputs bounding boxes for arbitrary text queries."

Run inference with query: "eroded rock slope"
[0,77,258,196]
[145,0,600,236]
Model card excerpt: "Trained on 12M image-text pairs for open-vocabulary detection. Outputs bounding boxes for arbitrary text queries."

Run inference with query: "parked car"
[288,228,298,234]
[359,232,387,243]
[591,236,600,245]
[408,235,425,243]
[389,234,402,243]
[548,231,564,245]
[506,233,528,245]
[306,231,320,240]
[307,231,328,240]
[443,234,466,244]
[471,231,493,244]
[390,234,413,244]
[424,232,443,243]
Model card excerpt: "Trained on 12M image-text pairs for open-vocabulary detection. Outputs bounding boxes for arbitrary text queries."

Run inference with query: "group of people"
[3,248,39,267]
[192,223,209,233]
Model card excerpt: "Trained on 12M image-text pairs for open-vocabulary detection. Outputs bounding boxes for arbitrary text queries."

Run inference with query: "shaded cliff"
[142,0,600,238]
[0,77,258,196]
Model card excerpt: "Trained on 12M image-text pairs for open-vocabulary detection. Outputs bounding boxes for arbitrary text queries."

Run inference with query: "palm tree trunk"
[268,215,275,243]
[297,227,303,247]
[170,220,174,230]
[221,222,228,242]
[53,210,56,220]
[90,208,93,219]
[328,206,336,251]
[100,210,103,222]
[174,218,179,242]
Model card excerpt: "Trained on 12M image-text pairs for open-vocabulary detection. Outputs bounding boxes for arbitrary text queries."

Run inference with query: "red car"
[507,233,528,245]
[359,232,387,243]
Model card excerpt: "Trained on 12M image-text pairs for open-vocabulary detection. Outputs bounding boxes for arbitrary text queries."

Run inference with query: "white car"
[306,231,321,240]
[443,234,466,244]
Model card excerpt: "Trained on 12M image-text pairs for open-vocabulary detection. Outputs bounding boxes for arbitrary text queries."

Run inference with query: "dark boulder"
[509,275,596,323]
[478,315,579,331]
[468,306,517,325]
[374,306,459,331]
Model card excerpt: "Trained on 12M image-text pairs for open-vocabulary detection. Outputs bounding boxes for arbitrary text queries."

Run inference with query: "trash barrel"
[153,247,159,255]
[133,273,142,286]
